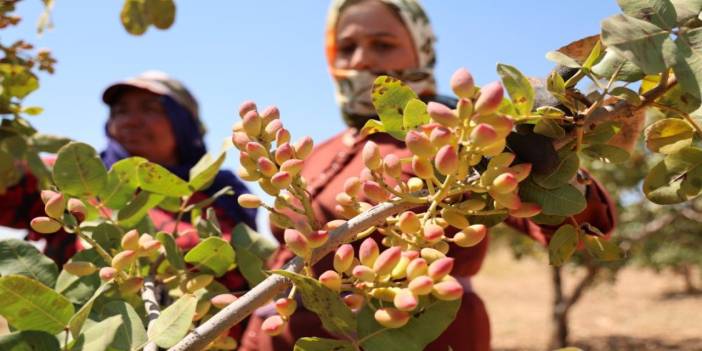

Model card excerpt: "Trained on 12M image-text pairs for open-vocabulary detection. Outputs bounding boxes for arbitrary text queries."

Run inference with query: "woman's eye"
[338,43,356,57]
[372,41,396,52]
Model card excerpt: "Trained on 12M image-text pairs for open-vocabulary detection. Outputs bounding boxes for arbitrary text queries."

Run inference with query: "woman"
[1,70,257,282]
[240,1,615,350]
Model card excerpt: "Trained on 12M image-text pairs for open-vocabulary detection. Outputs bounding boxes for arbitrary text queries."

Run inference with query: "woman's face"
[107,88,178,166]
[334,0,418,71]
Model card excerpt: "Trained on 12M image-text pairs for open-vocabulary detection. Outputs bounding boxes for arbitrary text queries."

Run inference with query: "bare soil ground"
[473,247,702,351]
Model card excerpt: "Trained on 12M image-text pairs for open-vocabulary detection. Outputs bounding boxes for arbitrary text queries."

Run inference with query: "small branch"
[76,230,112,265]
[563,265,599,313]
[142,255,164,351]
[586,73,677,126]
[168,197,422,351]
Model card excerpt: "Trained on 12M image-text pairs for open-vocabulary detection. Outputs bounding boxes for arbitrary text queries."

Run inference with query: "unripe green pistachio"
[359,238,379,267]
[405,130,435,159]
[261,315,286,336]
[237,194,262,208]
[30,216,62,234]
[427,101,459,127]
[393,289,419,312]
[44,193,65,219]
[362,141,382,171]
[374,307,410,329]
[334,244,355,273]
[63,261,97,276]
[451,67,476,98]
[319,270,342,292]
[454,224,487,248]
[432,280,464,301]
[284,229,310,257]
[474,81,504,115]
[435,145,458,176]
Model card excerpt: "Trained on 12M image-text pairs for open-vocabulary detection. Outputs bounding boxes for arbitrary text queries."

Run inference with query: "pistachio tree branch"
[142,255,164,351]
[168,197,422,351]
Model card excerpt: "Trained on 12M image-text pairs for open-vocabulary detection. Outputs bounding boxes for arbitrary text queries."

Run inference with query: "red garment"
[240,130,615,351]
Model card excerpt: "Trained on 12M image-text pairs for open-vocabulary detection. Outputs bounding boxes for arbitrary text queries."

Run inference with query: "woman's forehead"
[336,1,407,38]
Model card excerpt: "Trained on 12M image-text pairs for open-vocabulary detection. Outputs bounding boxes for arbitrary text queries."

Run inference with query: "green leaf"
[0,149,21,192]
[156,231,185,270]
[359,119,387,138]
[90,222,123,251]
[357,299,461,351]
[53,142,108,198]
[581,144,630,163]
[497,63,535,115]
[117,191,165,228]
[293,338,354,351]
[371,75,419,140]
[670,0,702,23]
[147,294,197,348]
[71,315,122,351]
[100,157,146,209]
[617,0,678,29]
[189,152,226,191]
[0,275,74,334]
[545,51,581,68]
[29,134,71,153]
[120,0,149,35]
[582,39,604,69]
[645,118,695,153]
[0,64,39,98]
[230,224,277,286]
[547,70,567,98]
[184,237,236,277]
[583,121,621,144]
[25,150,52,189]
[644,146,702,203]
[403,98,430,130]
[68,283,113,339]
[534,118,566,139]
[536,106,565,117]
[533,152,580,189]
[0,239,58,288]
[592,49,646,82]
[531,213,568,226]
[548,225,579,266]
[583,236,624,261]
[609,86,643,106]
[21,106,43,116]
[0,331,60,351]
[55,249,103,304]
[273,270,356,336]
[144,0,175,29]
[671,27,702,109]
[194,207,222,238]
[519,180,587,217]
[99,301,148,351]
[138,162,192,197]
[601,13,675,75]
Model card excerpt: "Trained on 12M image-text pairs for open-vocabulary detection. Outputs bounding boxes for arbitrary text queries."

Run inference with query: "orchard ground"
[477,239,702,351]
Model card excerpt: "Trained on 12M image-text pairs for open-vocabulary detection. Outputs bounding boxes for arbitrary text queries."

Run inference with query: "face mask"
[333,68,437,129]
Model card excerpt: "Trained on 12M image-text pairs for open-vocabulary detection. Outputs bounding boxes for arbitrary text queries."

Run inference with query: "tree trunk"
[680,265,697,293]
[549,265,569,349]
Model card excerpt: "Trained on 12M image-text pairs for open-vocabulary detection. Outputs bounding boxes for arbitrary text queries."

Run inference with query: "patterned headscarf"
[325,0,437,127]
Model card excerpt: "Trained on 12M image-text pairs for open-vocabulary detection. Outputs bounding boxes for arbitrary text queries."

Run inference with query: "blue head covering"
[101,93,257,230]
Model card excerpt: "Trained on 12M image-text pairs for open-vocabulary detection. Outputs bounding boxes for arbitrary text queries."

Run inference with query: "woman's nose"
[349,47,373,70]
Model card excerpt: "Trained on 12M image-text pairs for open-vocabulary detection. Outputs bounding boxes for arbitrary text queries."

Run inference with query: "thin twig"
[142,255,165,351]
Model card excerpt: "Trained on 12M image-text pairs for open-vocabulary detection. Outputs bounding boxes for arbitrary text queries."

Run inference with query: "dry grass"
[474,247,702,351]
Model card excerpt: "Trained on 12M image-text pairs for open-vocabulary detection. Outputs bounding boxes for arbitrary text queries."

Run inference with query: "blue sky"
[3,0,622,236]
